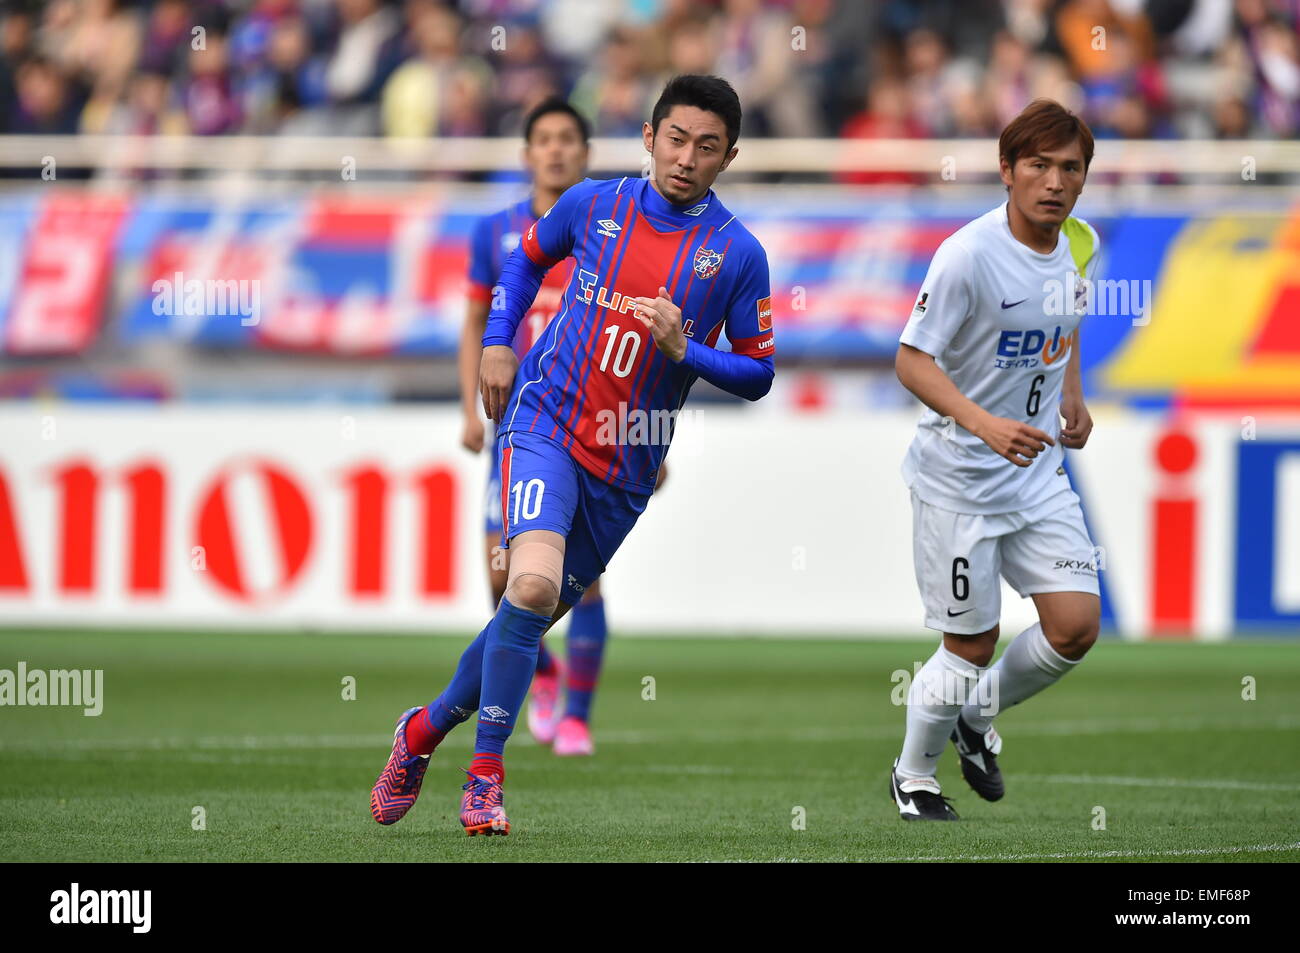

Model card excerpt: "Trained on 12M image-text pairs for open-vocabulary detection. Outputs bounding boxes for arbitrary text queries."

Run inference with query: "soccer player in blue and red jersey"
[371,74,776,835]
[459,98,622,757]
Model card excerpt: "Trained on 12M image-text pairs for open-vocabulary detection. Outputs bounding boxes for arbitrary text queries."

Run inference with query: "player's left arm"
[631,246,775,401]
[1060,224,1099,450]
[1059,324,1092,449]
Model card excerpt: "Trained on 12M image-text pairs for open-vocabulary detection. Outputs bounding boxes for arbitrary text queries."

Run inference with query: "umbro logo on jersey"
[684,202,709,216]
[596,218,621,238]
[1001,297,1028,309]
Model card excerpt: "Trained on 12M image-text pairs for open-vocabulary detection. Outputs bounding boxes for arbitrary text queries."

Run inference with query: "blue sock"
[475,597,553,756]
[536,638,557,676]
[425,624,487,734]
[564,597,608,723]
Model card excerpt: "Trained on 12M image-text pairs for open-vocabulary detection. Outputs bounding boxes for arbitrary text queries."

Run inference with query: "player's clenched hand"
[1060,393,1093,449]
[479,345,518,425]
[973,413,1055,467]
[631,286,688,362]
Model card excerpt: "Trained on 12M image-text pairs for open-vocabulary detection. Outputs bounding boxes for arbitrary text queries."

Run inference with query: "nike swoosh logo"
[947,608,974,617]
[893,788,920,815]
[923,751,943,758]
[1001,298,1027,309]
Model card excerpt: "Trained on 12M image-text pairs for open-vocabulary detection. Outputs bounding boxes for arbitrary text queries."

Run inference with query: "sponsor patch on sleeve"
[729,332,775,357]
[756,295,772,332]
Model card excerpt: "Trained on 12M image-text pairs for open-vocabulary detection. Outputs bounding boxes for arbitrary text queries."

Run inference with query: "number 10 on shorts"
[511,478,545,524]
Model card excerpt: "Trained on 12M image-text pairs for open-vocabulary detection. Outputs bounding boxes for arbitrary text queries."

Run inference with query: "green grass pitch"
[1,628,1297,862]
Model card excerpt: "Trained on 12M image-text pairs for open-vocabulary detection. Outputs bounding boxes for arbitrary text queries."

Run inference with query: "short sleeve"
[467,215,496,304]
[521,178,591,267]
[1083,221,1101,282]
[899,238,974,357]
[720,244,775,359]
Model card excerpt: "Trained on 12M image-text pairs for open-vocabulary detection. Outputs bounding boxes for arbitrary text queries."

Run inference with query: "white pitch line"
[1017,773,1300,793]
[855,842,1300,863]
[2,712,1299,753]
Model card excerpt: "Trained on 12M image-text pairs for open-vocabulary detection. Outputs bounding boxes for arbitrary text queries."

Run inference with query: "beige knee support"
[504,531,565,613]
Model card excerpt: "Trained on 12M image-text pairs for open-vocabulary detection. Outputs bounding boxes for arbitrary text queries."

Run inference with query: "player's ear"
[719,146,738,173]
[641,121,655,155]
[998,156,1014,190]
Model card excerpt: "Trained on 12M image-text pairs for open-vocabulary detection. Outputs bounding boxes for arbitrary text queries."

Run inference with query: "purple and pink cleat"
[370,706,432,825]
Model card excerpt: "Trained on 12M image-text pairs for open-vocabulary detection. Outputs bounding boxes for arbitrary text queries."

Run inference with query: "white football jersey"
[900,201,1100,515]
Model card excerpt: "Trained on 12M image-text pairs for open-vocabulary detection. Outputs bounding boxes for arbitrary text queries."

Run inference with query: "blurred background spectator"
[0,0,1294,143]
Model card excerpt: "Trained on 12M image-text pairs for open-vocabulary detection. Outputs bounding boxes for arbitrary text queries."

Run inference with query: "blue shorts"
[493,429,650,606]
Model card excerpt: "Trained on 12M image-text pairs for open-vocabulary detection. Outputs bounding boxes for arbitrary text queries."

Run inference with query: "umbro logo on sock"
[481,706,510,719]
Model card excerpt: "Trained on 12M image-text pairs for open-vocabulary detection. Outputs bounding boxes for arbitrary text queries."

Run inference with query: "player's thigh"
[483,535,508,605]
[496,431,581,546]
[496,431,581,608]
[911,492,1002,635]
[999,498,1100,602]
[558,473,650,608]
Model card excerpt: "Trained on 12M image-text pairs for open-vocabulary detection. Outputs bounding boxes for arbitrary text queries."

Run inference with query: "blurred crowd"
[1,0,1297,151]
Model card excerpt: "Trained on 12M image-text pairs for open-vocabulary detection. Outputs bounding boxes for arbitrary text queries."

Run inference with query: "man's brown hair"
[999,99,1095,175]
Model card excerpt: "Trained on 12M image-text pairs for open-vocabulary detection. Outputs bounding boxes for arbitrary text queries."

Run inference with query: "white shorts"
[911,490,1100,635]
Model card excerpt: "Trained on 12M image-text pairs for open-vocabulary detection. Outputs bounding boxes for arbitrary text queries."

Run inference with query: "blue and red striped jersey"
[497,176,775,493]
[468,197,574,358]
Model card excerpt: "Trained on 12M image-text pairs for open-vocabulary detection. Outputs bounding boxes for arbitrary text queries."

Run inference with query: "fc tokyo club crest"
[693,246,725,279]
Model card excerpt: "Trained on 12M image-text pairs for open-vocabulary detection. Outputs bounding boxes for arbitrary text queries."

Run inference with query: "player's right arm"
[479,179,589,423]
[896,344,1051,466]
[896,239,1053,468]
[459,298,490,451]
[461,215,497,451]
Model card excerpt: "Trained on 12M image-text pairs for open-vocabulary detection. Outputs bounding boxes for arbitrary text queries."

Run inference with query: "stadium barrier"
[2,135,1299,176]
[2,405,1296,639]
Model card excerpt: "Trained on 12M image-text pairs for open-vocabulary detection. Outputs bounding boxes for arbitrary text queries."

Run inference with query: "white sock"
[961,622,1078,734]
[897,645,987,780]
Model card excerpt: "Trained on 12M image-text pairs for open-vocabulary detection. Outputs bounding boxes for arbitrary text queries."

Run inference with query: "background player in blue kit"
[371,74,777,835]
[459,98,635,757]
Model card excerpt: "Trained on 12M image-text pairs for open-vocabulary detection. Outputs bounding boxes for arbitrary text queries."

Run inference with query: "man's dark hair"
[1000,98,1095,176]
[523,97,591,144]
[650,74,742,152]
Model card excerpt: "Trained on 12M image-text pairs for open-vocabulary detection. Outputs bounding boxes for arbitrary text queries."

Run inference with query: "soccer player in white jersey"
[889,100,1102,820]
